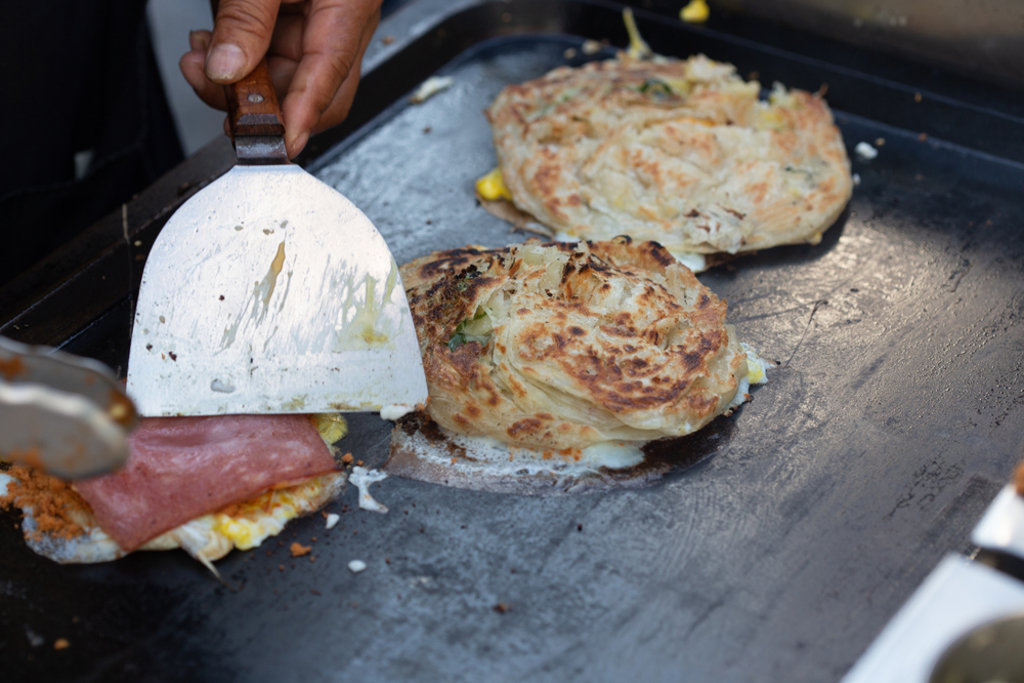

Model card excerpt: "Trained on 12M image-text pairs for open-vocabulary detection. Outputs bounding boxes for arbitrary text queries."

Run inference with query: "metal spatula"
[126,60,427,417]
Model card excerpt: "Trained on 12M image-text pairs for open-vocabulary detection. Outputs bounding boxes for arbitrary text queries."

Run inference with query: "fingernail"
[290,132,309,158]
[189,30,209,52]
[206,43,245,81]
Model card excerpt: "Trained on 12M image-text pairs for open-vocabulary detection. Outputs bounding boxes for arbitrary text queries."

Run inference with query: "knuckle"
[217,1,277,40]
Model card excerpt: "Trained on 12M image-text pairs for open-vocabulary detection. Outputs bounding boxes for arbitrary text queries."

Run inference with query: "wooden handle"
[224,60,285,138]
[209,0,285,138]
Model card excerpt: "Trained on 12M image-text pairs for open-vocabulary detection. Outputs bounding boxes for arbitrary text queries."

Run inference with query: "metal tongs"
[0,336,138,479]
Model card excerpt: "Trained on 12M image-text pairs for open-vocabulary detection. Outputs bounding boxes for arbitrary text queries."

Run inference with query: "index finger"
[206,0,282,82]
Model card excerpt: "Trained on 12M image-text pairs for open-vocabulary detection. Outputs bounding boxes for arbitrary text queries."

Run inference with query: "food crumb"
[279,564,284,572]
[874,137,885,146]
[918,132,928,141]
[680,0,710,23]
[577,523,583,531]
[852,173,861,186]
[25,627,43,648]
[914,92,922,102]
[348,559,367,573]
[409,76,454,104]
[581,39,602,55]
[54,638,70,650]
[493,603,510,614]
[309,556,316,563]
[325,513,340,530]
[563,47,577,59]
[855,142,878,160]
[381,35,395,45]
[356,460,364,466]
[290,542,312,557]
[341,453,354,465]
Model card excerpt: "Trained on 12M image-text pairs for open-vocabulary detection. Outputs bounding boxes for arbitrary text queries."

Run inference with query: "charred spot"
[681,351,704,372]
[697,293,711,309]
[642,242,675,268]
[623,344,637,352]
[552,333,570,349]
[465,404,482,418]
[418,248,487,279]
[686,210,701,219]
[548,241,578,253]
[724,207,746,220]
[507,418,544,437]
[446,343,483,376]
[560,260,576,284]
[535,412,554,420]
[613,235,632,246]
[600,324,638,339]
[517,307,530,316]
[568,326,586,336]
[587,258,613,276]
[453,413,470,427]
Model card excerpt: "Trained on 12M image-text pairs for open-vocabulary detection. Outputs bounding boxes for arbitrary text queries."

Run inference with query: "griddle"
[3,1,1024,680]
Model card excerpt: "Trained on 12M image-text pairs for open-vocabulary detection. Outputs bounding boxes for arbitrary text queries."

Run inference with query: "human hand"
[180,0,382,158]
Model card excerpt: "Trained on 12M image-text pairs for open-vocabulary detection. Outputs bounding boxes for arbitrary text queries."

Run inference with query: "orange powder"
[0,465,91,541]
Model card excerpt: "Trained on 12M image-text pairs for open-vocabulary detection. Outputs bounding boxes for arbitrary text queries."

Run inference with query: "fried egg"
[1,414,350,574]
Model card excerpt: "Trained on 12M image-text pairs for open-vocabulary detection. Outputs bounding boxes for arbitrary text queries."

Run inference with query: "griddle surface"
[3,2,1024,681]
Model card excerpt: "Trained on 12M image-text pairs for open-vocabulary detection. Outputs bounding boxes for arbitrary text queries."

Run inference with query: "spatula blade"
[126,165,427,416]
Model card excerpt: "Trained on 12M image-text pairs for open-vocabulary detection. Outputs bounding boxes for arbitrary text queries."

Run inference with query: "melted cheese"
[680,0,710,23]
[475,167,513,201]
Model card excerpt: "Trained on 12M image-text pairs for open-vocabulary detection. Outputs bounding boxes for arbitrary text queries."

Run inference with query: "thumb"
[206,0,281,83]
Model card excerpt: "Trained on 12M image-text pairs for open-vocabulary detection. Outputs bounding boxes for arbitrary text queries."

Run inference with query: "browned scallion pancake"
[389,237,762,493]
[483,53,852,268]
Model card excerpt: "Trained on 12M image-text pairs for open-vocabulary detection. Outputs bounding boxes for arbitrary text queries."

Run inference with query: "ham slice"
[75,415,338,551]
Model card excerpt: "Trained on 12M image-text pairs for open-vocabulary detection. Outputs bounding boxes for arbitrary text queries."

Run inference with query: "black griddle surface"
[3,2,1024,681]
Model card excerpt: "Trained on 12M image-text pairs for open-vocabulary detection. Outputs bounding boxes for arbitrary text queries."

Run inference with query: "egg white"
[8,414,350,573]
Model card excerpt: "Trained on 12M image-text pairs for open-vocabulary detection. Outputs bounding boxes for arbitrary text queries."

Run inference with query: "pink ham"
[75,415,338,551]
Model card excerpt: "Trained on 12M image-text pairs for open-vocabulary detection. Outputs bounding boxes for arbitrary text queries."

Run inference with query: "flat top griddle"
[3,1,1024,681]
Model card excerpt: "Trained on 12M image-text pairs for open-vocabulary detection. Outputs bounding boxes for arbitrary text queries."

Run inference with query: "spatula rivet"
[248,93,265,103]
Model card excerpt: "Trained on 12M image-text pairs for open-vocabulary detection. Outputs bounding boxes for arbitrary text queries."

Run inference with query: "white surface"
[350,467,389,513]
[126,165,428,416]
[972,484,1024,557]
[841,555,1024,683]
